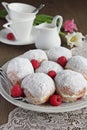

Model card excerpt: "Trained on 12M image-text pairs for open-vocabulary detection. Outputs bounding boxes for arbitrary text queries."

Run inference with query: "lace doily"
[0,107,87,130]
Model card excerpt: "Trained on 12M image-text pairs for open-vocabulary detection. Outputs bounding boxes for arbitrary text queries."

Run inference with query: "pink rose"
[63,19,78,33]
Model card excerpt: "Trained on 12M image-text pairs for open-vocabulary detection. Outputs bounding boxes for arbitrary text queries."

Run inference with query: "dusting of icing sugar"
[22,49,48,62]
[36,60,63,74]
[46,47,72,61]
[21,73,55,98]
[65,55,87,76]
[7,57,34,79]
[55,70,87,94]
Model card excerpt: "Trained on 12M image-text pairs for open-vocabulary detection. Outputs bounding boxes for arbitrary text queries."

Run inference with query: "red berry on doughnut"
[31,59,40,69]
[48,70,56,79]
[57,56,67,67]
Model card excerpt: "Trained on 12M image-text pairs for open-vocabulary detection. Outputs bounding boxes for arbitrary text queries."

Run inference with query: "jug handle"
[2,2,9,13]
[51,15,63,33]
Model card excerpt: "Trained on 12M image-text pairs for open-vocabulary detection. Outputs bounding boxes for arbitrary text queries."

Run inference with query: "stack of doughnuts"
[6,47,87,104]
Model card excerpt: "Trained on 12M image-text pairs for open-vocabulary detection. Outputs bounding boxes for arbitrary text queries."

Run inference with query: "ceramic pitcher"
[35,15,63,50]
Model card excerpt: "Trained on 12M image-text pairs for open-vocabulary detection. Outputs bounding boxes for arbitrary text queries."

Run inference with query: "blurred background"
[0,0,87,34]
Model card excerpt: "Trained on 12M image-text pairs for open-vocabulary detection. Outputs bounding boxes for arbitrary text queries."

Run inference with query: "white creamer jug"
[35,15,63,50]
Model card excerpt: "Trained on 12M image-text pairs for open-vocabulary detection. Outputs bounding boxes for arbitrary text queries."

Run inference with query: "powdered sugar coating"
[36,60,63,74]
[22,49,48,62]
[7,57,34,80]
[46,47,72,61]
[21,73,55,98]
[65,55,87,78]
[55,70,87,94]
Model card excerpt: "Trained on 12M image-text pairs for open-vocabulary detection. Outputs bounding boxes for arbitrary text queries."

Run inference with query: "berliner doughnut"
[22,49,48,62]
[65,55,87,79]
[7,57,34,85]
[54,70,87,102]
[36,60,63,75]
[21,73,55,104]
[46,47,72,62]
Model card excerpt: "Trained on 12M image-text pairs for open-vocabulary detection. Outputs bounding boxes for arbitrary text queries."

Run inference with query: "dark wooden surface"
[0,0,87,125]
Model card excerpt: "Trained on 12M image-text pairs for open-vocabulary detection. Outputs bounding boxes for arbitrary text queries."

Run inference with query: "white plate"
[0,61,87,113]
[0,28,35,45]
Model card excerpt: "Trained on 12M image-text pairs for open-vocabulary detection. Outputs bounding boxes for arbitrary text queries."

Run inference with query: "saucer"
[0,29,35,45]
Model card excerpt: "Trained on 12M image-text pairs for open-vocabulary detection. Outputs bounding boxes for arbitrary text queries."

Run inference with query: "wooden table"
[0,0,87,125]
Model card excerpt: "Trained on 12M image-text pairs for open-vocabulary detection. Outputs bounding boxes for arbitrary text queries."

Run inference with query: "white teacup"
[3,16,35,41]
[2,2,38,20]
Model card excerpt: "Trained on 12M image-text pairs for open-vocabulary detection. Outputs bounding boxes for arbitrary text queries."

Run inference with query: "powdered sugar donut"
[21,73,55,104]
[22,49,48,62]
[46,47,72,62]
[36,60,63,77]
[55,70,87,102]
[7,57,34,85]
[65,55,87,79]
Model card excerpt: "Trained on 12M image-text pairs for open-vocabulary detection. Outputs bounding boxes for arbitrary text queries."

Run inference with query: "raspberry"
[48,70,56,79]
[57,56,67,67]
[49,94,62,106]
[31,59,40,69]
[7,33,15,40]
[11,84,23,97]
[77,97,82,100]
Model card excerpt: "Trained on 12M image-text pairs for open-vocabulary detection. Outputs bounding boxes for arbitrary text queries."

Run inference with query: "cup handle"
[3,22,12,31]
[2,2,9,13]
[3,22,16,38]
[51,15,63,33]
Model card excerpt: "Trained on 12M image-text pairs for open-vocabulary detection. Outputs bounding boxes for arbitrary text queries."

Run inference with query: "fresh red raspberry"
[48,70,56,79]
[57,56,67,67]
[7,33,15,40]
[31,59,40,69]
[77,97,82,100]
[11,84,23,97]
[49,94,62,106]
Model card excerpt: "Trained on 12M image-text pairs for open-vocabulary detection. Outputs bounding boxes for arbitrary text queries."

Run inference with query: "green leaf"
[34,14,59,25]
[0,10,7,18]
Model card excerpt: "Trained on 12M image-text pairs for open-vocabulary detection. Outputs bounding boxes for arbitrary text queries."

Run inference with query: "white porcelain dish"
[0,29,35,45]
[0,60,87,113]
